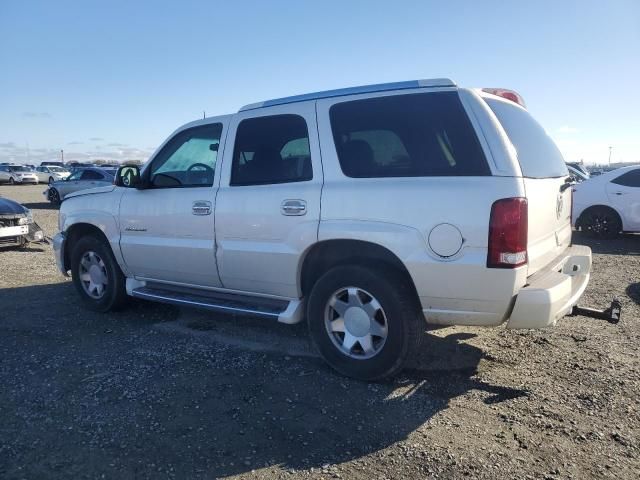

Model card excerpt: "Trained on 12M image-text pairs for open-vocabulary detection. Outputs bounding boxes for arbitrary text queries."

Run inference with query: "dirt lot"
[0,183,639,479]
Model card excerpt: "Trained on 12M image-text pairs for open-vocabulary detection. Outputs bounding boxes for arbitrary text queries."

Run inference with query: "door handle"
[192,200,212,215]
[281,199,307,216]
[614,192,625,195]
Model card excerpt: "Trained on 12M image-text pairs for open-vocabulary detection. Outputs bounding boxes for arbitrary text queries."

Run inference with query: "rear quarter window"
[485,98,568,178]
[329,92,490,178]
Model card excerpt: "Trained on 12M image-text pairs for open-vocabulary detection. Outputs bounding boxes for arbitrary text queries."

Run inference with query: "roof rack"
[239,78,456,112]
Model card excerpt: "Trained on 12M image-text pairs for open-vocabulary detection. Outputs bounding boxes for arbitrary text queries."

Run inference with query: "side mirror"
[115,165,141,188]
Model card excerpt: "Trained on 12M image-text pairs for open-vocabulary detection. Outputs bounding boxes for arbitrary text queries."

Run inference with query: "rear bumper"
[506,245,592,329]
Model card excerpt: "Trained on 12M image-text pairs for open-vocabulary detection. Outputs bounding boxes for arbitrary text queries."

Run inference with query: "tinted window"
[611,169,640,187]
[329,92,489,178]
[231,114,312,186]
[486,98,568,178]
[81,170,103,180]
[68,170,83,181]
[150,124,222,188]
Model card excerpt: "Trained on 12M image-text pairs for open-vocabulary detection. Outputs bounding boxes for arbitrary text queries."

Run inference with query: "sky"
[1,0,639,165]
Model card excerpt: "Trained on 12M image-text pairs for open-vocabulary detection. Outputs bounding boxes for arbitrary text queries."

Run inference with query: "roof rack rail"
[239,78,456,112]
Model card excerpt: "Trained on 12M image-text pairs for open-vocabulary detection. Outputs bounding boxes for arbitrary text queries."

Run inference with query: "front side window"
[150,123,223,188]
[611,169,640,187]
[231,114,312,186]
[81,170,103,180]
[330,92,490,178]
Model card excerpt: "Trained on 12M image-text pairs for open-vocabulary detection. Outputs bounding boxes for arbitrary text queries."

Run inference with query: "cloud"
[107,142,128,147]
[67,141,84,145]
[23,112,52,119]
[557,125,579,134]
[0,142,17,149]
[89,137,104,141]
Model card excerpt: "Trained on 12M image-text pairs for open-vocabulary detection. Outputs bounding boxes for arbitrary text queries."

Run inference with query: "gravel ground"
[1,184,639,480]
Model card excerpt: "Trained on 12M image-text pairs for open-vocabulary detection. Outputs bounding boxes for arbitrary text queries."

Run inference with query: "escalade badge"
[556,194,564,220]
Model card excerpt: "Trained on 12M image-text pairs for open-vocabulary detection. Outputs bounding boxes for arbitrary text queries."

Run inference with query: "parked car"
[0,195,45,247]
[41,161,66,167]
[34,165,71,184]
[566,163,590,183]
[44,167,115,204]
[52,78,593,380]
[0,165,39,184]
[573,165,640,237]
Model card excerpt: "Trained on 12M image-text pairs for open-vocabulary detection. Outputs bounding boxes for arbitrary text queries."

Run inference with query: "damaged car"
[0,196,46,248]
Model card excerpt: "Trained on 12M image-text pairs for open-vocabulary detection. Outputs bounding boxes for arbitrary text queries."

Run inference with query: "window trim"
[230,113,313,187]
[146,123,224,189]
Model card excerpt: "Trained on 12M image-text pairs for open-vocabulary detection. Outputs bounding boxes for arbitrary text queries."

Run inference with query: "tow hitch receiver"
[571,298,622,324]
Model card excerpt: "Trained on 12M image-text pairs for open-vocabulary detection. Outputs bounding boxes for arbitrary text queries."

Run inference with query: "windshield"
[49,166,67,172]
[9,166,30,172]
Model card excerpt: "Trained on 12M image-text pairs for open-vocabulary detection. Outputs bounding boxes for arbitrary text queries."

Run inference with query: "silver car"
[34,165,71,184]
[0,165,39,184]
[45,167,115,203]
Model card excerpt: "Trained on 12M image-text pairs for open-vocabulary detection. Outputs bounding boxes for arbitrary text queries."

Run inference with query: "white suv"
[53,79,592,380]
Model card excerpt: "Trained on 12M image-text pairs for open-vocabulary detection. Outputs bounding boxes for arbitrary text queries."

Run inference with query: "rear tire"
[70,235,128,312]
[48,176,54,185]
[579,206,622,238]
[9,177,15,185]
[307,265,423,381]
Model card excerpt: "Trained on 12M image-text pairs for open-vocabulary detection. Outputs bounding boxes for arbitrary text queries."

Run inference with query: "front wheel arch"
[63,223,113,273]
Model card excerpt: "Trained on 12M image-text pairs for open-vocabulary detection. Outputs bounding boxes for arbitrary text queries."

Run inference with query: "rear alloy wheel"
[70,235,127,312]
[580,206,622,238]
[48,188,61,204]
[48,176,55,185]
[307,265,423,381]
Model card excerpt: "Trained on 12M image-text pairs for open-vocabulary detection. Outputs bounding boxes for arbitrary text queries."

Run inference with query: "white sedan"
[34,165,71,184]
[573,165,640,237]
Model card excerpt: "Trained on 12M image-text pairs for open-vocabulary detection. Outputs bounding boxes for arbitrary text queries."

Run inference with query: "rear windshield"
[330,92,490,178]
[485,98,568,178]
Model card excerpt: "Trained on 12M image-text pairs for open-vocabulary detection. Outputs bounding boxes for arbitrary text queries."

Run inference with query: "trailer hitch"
[570,298,622,324]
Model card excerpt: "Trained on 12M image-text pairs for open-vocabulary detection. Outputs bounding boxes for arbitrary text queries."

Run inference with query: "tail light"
[487,198,528,268]
[482,88,526,108]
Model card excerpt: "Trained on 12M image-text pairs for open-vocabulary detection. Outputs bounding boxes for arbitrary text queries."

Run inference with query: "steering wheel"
[187,163,213,172]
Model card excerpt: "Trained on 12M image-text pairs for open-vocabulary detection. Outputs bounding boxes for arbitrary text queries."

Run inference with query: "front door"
[118,121,227,287]
[215,103,322,298]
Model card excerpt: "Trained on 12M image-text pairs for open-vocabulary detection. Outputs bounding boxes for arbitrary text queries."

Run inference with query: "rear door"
[484,96,572,275]
[215,102,322,298]
[606,168,640,230]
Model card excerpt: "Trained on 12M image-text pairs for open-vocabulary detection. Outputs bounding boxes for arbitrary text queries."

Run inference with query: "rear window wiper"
[560,176,574,192]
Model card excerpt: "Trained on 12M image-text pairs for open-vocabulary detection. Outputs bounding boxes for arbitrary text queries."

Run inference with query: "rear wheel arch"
[299,239,420,306]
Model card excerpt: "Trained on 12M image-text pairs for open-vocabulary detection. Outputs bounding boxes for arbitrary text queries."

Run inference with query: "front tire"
[70,235,128,312]
[48,188,61,204]
[9,177,15,185]
[307,265,423,381]
[48,176,54,185]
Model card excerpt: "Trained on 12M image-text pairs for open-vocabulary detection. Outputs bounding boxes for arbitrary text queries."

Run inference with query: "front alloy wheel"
[78,251,109,299]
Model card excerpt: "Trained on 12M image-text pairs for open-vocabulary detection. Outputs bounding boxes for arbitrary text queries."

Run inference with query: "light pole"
[61,149,64,163]
[608,146,612,168]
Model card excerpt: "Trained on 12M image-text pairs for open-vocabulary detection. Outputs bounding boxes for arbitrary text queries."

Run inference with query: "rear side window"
[611,169,640,187]
[486,98,568,178]
[231,114,312,186]
[329,92,489,178]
